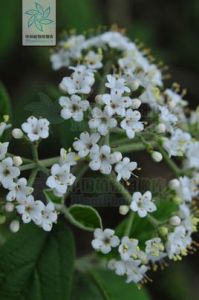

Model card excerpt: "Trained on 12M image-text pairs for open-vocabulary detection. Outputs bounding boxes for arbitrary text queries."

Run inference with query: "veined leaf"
[43,6,50,18]
[25,92,63,124]
[28,15,35,28]
[35,20,43,32]
[35,2,44,15]
[40,19,54,25]
[0,222,75,300]
[89,269,150,300]
[25,9,38,15]
[67,204,102,231]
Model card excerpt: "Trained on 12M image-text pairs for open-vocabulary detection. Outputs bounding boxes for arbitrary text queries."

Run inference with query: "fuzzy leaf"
[0,222,75,300]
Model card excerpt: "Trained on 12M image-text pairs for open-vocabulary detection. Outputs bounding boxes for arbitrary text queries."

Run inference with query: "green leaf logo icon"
[25,2,54,32]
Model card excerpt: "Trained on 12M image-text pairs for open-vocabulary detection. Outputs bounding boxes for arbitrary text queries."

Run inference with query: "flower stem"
[157,144,181,176]
[124,212,135,236]
[32,143,39,162]
[107,173,132,204]
[113,142,146,153]
[28,168,38,187]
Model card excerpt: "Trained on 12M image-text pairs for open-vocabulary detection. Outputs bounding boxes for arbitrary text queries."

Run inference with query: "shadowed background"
[0,0,199,299]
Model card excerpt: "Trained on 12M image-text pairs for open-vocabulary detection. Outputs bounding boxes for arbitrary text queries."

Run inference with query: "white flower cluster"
[0,118,57,232]
[0,29,198,286]
[50,30,198,284]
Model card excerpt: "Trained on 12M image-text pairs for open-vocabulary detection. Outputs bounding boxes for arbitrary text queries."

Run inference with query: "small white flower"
[89,107,117,136]
[0,157,20,189]
[46,163,76,196]
[99,92,132,117]
[6,178,32,202]
[89,145,122,174]
[118,237,139,261]
[59,65,95,94]
[130,191,157,217]
[105,74,130,94]
[185,142,199,169]
[91,228,120,254]
[171,176,193,202]
[60,149,77,167]
[84,51,103,69]
[166,226,192,259]
[21,116,49,142]
[145,238,165,262]
[115,157,137,181]
[40,202,57,231]
[16,195,43,224]
[0,142,9,160]
[126,260,148,284]
[120,109,144,139]
[73,132,100,157]
[158,106,177,132]
[59,95,89,122]
[163,129,191,157]
[165,89,187,109]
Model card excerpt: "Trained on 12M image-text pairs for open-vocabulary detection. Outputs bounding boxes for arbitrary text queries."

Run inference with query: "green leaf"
[25,92,63,124]
[35,2,44,15]
[40,19,54,25]
[35,20,43,32]
[0,222,75,300]
[25,9,38,15]
[43,189,63,205]
[43,7,50,18]
[67,204,102,231]
[0,82,11,119]
[71,272,104,300]
[28,15,35,28]
[90,270,150,300]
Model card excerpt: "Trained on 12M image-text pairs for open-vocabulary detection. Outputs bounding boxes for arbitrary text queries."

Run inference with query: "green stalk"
[107,173,132,203]
[28,168,38,187]
[124,213,135,236]
[113,142,146,153]
[157,144,181,176]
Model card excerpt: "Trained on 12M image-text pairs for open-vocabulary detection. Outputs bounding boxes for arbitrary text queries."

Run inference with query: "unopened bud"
[173,196,182,205]
[13,156,23,167]
[9,220,20,233]
[159,226,168,237]
[0,215,6,224]
[156,123,166,134]
[119,205,129,215]
[151,151,163,162]
[5,203,14,212]
[131,99,141,109]
[170,216,181,226]
[169,179,180,190]
[12,128,23,139]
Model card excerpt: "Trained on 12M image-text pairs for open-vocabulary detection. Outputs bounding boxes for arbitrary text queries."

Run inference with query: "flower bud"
[131,99,141,109]
[12,128,23,139]
[159,226,168,237]
[169,179,180,189]
[173,196,182,205]
[5,203,14,212]
[156,123,166,133]
[3,115,9,122]
[151,151,163,162]
[170,216,181,226]
[130,80,140,91]
[0,215,6,224]
[13,156,23,167]
[9,220,20,233]
[119,205,129,215]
